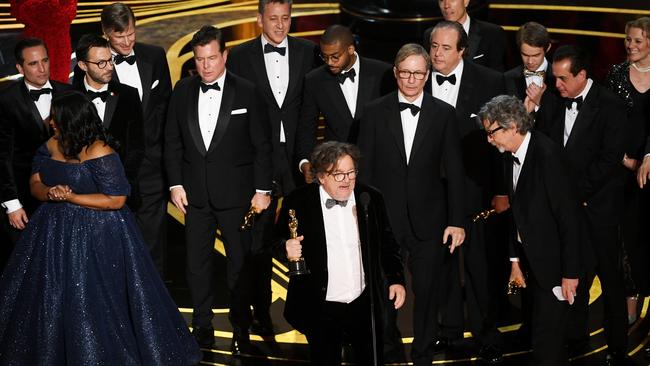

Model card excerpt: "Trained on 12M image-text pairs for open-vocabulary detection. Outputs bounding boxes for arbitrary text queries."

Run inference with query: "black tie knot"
[114,54,136,65]
[325,198,348,209]
[436,73,456,85]
[29,88,52,101]
[564,96,583,111]
[264,43,286,56]
[337,68,356,84]
[86,89,111,102]
[399,102,421,116]
[512,155,521,165]
[200,82,221,93]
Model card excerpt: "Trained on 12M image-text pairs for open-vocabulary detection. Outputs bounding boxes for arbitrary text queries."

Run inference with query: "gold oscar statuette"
[472,208,496,223]
[239,206,257,231]
[287,209,309,276]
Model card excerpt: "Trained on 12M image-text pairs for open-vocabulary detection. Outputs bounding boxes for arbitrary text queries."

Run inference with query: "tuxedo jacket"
[227,36,319,184]
[295,56,395,161]
[74,42,172,163]
[425,60,506,209]
[0,79,71,210]
[277,183,405,334]
[506,131,581,290]
[466,19,508,72]
[75,81,145,209]
[357,91,466,241]
[536,82,627,225]
[165,72,272,209]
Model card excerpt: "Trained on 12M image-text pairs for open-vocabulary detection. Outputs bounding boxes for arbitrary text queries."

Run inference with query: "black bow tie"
[29,88,52,101]
[524,70,545,78]
[200,82,221,93]
[114,54,136,65]
[399,102,421,116]
[337,68,356,84]
[436,74,456,85]
[86,89,110,102]
[264,43,286,56]
[325,198,348,209]
[512,155,521,165]
[564,96,583,111]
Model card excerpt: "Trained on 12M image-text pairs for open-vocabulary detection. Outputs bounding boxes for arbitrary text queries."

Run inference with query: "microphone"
[360,192,371,211]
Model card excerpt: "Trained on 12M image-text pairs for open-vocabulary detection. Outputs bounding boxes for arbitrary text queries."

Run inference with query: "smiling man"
[165,25,273,356]
[357,43,465,366]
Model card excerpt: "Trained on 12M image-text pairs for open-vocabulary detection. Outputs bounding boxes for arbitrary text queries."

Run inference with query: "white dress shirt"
[339,52,360,118]
[112,49,143,100]
[563,78,593,146]
[461,16,471,36]
[84,78,109,122]
[320,186,365,303]
[198,72,226,150]
[261,35,289,143]
[398,91,424,164]
[431,60,464,108]
[525,58,548,88]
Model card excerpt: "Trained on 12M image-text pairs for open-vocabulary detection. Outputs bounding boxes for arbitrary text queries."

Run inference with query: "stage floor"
[164,208,650,366]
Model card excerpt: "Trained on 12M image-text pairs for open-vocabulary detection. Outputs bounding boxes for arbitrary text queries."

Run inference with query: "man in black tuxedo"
[357,43,466,366]
[536,45,628,365]
[165,25,273,355]
[279,141,406,365]
[74,3,172,277]
[0,38,71,268]
[295,24,394,183]
[504,22,557,113]
[74,34,144,209]
[424,0,507,71]
[480,95,581,366]
[426,21,505,362]
[226,0,319,334]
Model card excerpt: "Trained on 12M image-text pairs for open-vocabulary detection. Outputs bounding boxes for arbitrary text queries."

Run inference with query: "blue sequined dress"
[0,144,201,365]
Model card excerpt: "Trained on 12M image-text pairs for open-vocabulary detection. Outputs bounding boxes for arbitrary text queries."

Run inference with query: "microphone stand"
[360,192,378,366]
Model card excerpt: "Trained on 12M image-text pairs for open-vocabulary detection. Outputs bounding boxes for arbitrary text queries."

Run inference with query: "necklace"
[632,62,650,73]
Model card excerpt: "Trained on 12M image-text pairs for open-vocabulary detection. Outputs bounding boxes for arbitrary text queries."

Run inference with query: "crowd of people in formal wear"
[0,0,648,365]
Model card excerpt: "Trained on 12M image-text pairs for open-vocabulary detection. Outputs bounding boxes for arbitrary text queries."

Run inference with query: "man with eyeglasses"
[74,33,144,210]
[0,37,71,268]
[226,0,319,336]
[295,24,394,184]
[425,20,506,363]
[73,2,173,279]
[357,43,465,366]
[279,141,405,365]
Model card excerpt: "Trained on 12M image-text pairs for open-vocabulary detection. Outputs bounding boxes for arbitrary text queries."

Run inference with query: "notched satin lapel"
[103,92,118,129]
[564,88,599,150]
[138,56,153,112]
[354,59,374,120]
[387,98,407,162]
[285,37,303,104]
[409,97,434,163]
[208,73,235,154]
[250,39,275,105]
[186,78,206,155]
[467,22,482,59]
[19,83,46,134]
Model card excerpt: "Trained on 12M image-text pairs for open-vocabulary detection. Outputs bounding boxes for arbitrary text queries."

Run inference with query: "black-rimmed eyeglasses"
[84,59,114,69]
[396,69,427,80]
[485,125,504,138]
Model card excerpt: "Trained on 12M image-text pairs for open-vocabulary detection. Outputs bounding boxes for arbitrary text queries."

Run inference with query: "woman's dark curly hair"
[50,91,117,159]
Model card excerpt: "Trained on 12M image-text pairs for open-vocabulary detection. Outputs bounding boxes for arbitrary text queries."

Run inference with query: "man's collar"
[398,90,424,108]
[83,76,109,93]
[261,34,288,48]
[434,59,464,78]
[512,131,531,164]
[24,80,52,91]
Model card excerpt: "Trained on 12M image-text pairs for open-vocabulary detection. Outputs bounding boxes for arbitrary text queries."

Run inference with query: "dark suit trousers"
[185,204,253,330]
[134,157,168,276]
[401,234,447,365]
[568,223,627,352]
[305,290,381,365]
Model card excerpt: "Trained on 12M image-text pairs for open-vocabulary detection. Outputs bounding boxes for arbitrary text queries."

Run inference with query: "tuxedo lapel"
[285,37,303,104]
[325,75,353,120]
[208,72,235,154]
[409,96,434,163]
[104,90,118,129]
[514,66,527,100]
[186,77,206,156]
[249,38,275,105]
[18,83,47,134]
[136,51,153,111]
[387,96,407,163]
[514,136,535,196]
[467,21,482,59]
[564,87,598,150]
[506,154,514,197]
[354,58,373,119]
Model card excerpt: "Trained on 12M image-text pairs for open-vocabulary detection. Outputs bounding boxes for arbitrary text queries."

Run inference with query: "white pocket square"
[231,108,247,115]
[470,113,477,118]
[151,80,159,89]
[473,54,485,60]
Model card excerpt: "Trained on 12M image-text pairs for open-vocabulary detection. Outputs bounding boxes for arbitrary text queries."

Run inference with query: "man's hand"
[388,284,406,309]
[491,195,510,213]
[443,226,465,253]
[637,156,650,188]
[251,192,271,213]
[622,154,639,172]
[7,208,28,230]
[510,261,527,288]
[300,162,314,184]
[170,186,188,214]
[525,81,546,106]
[286,235,304,260]
[561,277,579,305]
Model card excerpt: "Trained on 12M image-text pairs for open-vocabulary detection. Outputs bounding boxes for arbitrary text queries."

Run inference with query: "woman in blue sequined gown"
[0,91,201,365]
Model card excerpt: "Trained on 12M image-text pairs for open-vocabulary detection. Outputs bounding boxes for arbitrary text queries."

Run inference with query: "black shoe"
[231,332,253,357]
[605,351,629,366]
[250,318,274,336]
[478,344,503,364]
[430,337,449,355]
[192,326,215,348]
